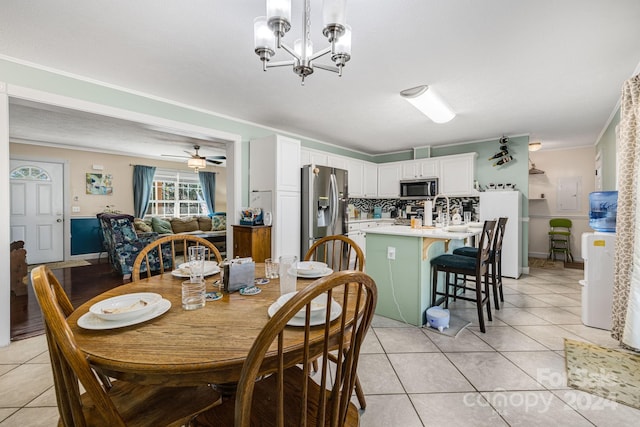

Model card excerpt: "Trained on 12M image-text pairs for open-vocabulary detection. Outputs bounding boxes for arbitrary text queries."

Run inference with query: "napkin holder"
[223,258,255,293]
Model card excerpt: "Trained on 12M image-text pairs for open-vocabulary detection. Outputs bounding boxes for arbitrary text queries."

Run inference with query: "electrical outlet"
[387,246,396,260]
[72,206,80,213]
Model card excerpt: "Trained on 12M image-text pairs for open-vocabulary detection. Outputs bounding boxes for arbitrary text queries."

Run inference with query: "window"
[10,166,51,181]
[146,170,208,218]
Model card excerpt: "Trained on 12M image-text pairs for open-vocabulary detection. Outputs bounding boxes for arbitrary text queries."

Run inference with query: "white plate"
[277,291,328,318]
[467,222,484,228]
[289,267,333,278]
[295,261,328,275]
[171,261,220,278]
[89,292,161,321]
[79,299,171,330]
[267,299,342,327]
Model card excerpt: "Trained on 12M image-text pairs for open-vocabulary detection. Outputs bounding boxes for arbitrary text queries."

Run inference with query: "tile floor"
[2,266,639,426]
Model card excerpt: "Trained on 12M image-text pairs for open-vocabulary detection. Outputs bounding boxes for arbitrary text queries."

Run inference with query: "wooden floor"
[10,260,126,341]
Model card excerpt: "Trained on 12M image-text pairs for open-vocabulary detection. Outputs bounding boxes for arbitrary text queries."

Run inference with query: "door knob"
[57,219,63,223]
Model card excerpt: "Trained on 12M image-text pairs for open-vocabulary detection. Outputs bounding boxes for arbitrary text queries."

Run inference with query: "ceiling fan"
[161,144,226,167]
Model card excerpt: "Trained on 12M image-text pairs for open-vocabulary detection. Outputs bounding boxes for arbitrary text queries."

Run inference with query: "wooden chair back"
[304,234,365,272]
[477,220,497,277]
[31,265,127,426]
[132,234,223,281]
[492,217,508,262]
[235,270,376,427]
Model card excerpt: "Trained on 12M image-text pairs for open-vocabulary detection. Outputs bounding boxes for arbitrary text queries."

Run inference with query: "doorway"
[10,159,65,264]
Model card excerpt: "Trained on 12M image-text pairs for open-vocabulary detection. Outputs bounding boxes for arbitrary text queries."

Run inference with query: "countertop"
[364,225,480,240]
[347,218,395,224]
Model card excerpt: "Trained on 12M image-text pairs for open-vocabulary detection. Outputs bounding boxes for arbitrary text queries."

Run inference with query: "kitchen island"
[365,225,480,326]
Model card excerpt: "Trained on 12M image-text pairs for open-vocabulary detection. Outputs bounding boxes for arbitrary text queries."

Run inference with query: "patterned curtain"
[132,165,156,218]
[612,74,640,351]
[198,171,217,215]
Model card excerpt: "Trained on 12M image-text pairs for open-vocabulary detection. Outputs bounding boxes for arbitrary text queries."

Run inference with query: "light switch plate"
[72,206,80,213]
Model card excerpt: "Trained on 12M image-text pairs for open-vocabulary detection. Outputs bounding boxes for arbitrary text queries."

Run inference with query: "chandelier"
[253,0,352,85]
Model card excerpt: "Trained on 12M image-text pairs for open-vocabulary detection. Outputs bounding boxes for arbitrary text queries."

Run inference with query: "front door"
[10,159,64,264]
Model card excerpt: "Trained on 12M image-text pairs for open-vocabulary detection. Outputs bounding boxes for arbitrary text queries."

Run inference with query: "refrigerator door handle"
[329,172,338,231]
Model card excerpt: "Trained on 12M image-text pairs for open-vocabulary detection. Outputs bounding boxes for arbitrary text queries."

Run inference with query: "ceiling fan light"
[188,158,206,170]
[400,85,455,124]
[529,142,542,152]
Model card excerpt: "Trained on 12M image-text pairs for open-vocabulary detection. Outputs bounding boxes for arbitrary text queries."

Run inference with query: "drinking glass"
[188,246,208,282]
[265,258,279,279]
[182,279,206,310]
[464,212,472,224]
[278,255,298,295]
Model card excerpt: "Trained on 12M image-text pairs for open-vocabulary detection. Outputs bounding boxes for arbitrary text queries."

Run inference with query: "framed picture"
[86,173,113,195]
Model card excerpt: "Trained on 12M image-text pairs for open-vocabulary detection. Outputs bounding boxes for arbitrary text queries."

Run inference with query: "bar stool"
[431,220,496,332]
[548,218,573,262]
[452,217,508,309]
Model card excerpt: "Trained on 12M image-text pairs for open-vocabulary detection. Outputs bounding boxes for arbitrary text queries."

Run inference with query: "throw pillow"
[211,215,226,231]
[197,216,212,231]
[133,218,153,233]
[151,216,173,234]
[170,217,199,233]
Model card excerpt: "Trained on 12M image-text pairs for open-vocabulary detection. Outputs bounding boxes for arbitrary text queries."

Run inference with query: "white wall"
[528,146,596,261]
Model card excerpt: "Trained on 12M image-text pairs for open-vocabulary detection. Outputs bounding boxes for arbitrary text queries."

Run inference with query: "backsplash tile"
[348,197,480,221]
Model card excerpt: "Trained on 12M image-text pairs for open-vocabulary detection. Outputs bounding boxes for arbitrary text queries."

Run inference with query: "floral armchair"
[97,213,170,280]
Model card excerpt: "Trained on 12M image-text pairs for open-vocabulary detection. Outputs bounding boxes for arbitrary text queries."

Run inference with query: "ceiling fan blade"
[207,155,226,160]
[161,154,191,159]
[183,150,196,157]
[206,159,223,165]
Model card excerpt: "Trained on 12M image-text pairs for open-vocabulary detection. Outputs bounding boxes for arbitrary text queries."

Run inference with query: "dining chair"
[305,234,365,273]
[304,234,367,409]
[31,265,222,427]
[548,218,573,262]
[431,220,496,333]
[452,217,508,309]
[132,234,223,281]
[195,270,378,427]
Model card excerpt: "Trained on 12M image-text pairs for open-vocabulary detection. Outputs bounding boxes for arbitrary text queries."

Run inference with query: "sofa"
[133,213,227,256]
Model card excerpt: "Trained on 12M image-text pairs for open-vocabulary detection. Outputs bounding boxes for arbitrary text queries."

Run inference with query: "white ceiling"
[3,0,640,158]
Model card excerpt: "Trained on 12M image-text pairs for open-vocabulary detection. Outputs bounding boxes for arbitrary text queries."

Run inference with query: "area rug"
[423,313,471,338]
[26,259,91,272]
[564,338,640,410]
[528,257,563,269]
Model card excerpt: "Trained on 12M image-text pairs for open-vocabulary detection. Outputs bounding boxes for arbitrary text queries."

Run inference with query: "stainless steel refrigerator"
[301,165,348,257]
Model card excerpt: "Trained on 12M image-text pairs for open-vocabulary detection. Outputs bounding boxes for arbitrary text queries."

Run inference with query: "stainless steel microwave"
[400,178,438,199]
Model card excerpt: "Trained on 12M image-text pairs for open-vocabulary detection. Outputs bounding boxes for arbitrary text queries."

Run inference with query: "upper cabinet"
[363,163,378,197]
[377,163,402,197]
[438,153,477,196]
[251,135,300,193]
[346,159,365,197]
[401,158,439,179]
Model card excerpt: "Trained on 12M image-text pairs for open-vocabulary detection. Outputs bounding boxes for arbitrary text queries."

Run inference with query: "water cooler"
[579,191,617,330]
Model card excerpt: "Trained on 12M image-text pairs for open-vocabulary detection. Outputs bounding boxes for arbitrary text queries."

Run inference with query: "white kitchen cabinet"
[309,150,328,166]
[418,159,439,178]
[363,162,378,197]
[300,149,311,167]
[401,158,439,179]
[250,135,301,258]
[347,159,365,197]
[439,153,477,195]
[327,155,348,170]
[377,163,401,197]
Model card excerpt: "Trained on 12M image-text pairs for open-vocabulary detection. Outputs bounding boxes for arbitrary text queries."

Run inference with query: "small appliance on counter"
[373,206,382,219]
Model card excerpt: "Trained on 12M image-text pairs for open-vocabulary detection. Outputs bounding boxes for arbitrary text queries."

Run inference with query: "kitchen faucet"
[433,194,450,226]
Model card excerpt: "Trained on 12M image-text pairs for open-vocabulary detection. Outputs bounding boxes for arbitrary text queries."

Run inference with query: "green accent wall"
[595,109,620,191]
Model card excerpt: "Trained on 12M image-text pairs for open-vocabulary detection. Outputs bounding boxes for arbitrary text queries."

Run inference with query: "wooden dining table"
[67,264,356,387]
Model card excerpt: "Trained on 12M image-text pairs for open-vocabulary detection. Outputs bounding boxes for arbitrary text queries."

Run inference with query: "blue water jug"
[589,191,618,232]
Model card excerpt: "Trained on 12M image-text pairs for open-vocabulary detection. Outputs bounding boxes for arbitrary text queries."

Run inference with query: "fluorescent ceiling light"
[529,142,542,151]
[400,85,455,124]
